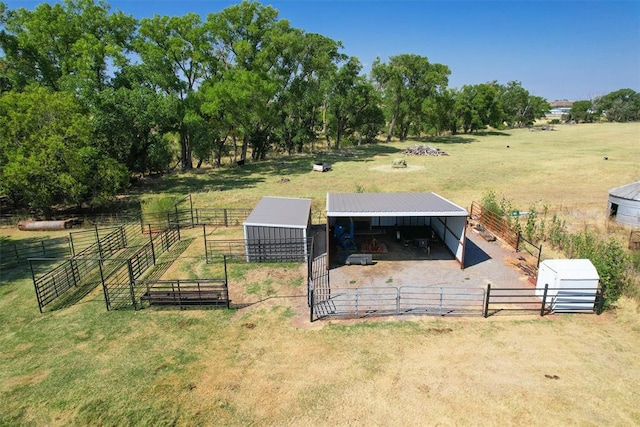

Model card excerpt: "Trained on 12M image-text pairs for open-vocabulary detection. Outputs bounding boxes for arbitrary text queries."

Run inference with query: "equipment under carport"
[345,253,373,265]
[334,221,356,250]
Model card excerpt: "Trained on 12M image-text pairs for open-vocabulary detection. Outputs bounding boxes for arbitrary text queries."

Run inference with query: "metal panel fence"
[470,201,519,247]
[205,235,313,263]
[70,224,139,257]
[101,259,134,311]
[30,222,180,312]
[138,279,229,309]
[194,208,252,227]
[484,283,604,317]
[30,258,101,312]
[101,225,182,311]
[470,201,542,274]
[309,267,604,321]
[311,285,486,320]
[141,206,252,231]
[1,236,70,270]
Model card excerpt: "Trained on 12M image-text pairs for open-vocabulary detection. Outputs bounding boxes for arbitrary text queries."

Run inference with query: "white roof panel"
[326,192,468,217]
[244,197,311,228]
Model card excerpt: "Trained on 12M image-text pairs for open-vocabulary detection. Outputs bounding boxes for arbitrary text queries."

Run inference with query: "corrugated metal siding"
[608,181,640,200]
[608,195,640,227]
[244,225,308,262]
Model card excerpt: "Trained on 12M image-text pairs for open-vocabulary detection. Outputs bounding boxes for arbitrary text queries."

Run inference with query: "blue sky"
[6,0,640,100]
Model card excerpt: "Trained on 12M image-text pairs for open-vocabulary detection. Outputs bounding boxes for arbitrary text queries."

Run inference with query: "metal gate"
[311,285,486,320]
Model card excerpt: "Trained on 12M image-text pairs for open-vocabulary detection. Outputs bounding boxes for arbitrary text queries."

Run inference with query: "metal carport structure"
[325,192,469,268]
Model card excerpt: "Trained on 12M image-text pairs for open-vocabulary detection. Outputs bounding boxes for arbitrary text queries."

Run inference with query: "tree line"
[0,0,629,215]
[564,89,640,123]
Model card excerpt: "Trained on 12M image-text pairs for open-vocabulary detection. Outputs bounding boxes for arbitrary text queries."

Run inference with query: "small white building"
[535,259,600,312]
[243,196,312,262]
[608,181,640,228]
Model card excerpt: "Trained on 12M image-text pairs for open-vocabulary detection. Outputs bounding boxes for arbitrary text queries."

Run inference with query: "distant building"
[546,100,573,118]
[548,100,574,108]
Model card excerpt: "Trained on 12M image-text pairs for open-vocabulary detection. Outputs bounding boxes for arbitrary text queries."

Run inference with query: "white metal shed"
[243,196,312,262]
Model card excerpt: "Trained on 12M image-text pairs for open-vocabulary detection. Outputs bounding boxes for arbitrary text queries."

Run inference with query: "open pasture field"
[1,122,640,425]
[143,122,640,228]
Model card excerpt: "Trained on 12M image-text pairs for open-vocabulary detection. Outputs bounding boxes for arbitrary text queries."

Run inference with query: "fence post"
[396,288,400,315]
[310,287,314,322]
[540,283,549,316]
[224,209,228,227]
[95,224,103,258]
[148,225,156,265]
[120,225,127,249]
[516,232,521,252]
[223,255,228,290]
[99,259,109,311]
[41,240,46,257]
[30,259,44,313]
[203,224,209,264]
[596,283,605,315]
[537,244,542,267]
[189,193,194,227]
[70,259,78,288]
[484,284,491,318]
[127,260,137,310]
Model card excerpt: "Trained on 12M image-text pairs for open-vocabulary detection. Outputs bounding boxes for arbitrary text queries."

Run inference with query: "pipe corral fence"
[16,196,604,320]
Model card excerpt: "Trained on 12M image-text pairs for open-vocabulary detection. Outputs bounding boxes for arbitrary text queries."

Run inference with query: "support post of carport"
[325,214,330,270]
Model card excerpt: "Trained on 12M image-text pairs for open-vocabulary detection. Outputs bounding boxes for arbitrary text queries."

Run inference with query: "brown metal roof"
[326,193,468,217]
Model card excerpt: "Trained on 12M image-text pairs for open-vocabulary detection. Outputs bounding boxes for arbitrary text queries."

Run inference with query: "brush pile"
[402,145,449,156]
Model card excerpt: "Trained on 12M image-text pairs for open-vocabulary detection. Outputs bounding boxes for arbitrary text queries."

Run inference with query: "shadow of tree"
[125,134,490,196]
[410,135,477,144]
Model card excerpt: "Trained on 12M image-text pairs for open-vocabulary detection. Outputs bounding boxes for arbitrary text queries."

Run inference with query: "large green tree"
[595,88,640,122]
[91,79,175,174]
[498,81,549,128]
[326,57,383,149]
[134,12,216,170]
[566,100,596,123]
[454,83,503,133]
[0,0,134,93]
[0,86,128,215]
[371,54,450,141]
[205,1,295,161]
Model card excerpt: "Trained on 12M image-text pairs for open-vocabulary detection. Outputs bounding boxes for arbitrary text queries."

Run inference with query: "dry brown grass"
[133,297,640,425]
